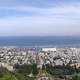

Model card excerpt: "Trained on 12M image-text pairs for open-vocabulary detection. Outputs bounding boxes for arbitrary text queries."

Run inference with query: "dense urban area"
[0,47,80,80]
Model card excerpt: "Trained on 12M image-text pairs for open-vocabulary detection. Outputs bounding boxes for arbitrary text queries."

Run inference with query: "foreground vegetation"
[0,64,80,80]
[0,64,38,80]
[46,64,80,80]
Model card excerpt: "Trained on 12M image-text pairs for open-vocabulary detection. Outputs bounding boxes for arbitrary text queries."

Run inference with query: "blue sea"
[0,36,80,48]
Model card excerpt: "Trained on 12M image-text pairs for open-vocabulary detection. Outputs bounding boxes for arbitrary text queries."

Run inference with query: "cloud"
[0,4,80,17]
[0,15,79,36]
[0,0,80,36]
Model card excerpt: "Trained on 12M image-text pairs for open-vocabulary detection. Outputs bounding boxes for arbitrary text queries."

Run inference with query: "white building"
[42,48,56,52]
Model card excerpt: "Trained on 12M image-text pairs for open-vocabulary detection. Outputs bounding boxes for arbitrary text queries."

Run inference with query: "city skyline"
[0,0,80,36]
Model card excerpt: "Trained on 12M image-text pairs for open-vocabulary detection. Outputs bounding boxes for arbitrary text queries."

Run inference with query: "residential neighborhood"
[0,47,80,72]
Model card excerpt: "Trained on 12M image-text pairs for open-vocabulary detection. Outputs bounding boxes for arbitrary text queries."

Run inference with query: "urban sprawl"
[0,47,80,71]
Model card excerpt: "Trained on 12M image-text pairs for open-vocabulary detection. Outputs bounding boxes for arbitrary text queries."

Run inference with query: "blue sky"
[0,0,80,36]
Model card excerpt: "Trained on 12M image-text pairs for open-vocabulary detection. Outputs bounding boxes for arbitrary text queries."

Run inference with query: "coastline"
[1,45,80,48]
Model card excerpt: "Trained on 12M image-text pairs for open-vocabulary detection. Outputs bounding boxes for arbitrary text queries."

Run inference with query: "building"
[42,48,56,52]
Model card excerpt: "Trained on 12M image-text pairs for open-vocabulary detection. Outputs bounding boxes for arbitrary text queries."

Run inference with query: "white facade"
[42,48,56,52]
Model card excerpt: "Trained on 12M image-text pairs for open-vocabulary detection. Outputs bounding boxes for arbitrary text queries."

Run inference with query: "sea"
[0,36,80,48]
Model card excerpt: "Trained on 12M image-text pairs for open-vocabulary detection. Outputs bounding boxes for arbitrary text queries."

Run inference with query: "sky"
[0,0,80,36]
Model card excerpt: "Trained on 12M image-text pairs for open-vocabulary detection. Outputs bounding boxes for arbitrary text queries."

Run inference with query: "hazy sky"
[0,0,80,36]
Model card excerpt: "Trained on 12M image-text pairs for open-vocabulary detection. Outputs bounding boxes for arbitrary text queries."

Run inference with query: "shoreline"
[0,45,80,48]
